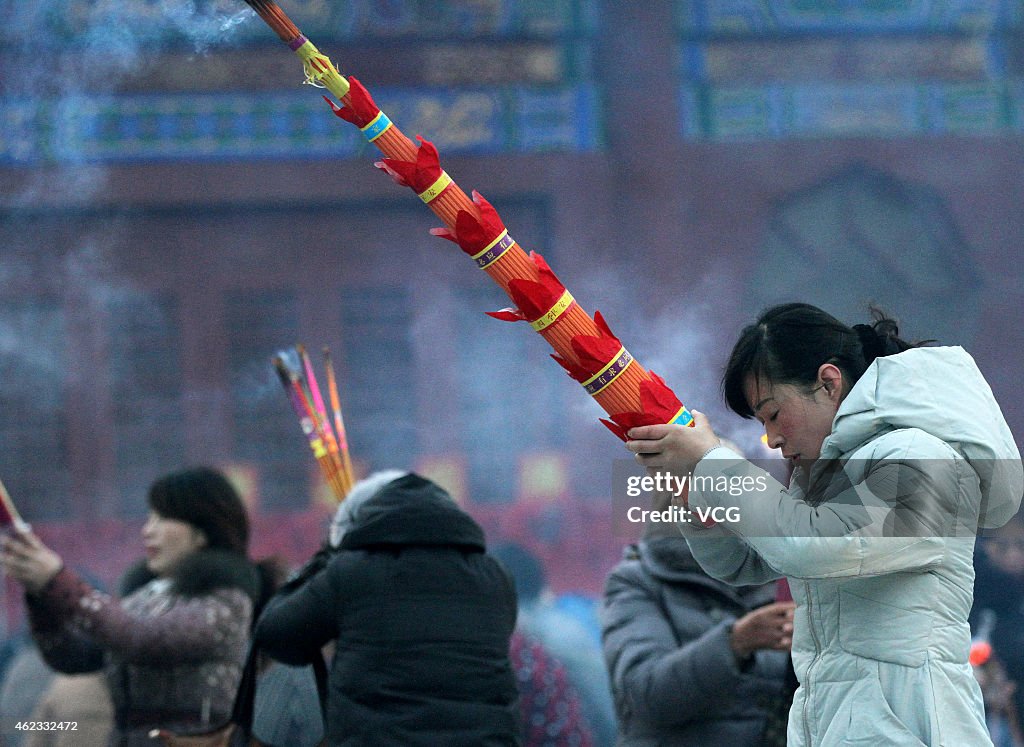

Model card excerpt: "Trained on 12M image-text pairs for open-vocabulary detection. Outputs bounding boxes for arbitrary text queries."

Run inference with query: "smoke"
[566,258,722,411]
[232,359,283,408]
[566,256,776,459]
[61,238,133,306]
[0,1,257,401]
[1,239,117,364]
[0,233,180,422]
[6,1,255,94]
[0,305,65,386]
[235,347,306,410]
[3,0,257,192]
[158,0,254,53]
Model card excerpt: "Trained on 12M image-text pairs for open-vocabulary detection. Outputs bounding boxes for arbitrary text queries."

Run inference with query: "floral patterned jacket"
[26,549,261,747]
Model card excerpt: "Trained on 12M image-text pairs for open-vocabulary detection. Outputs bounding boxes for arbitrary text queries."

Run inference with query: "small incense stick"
[274,355,345,499]
[0,477,26,530]
[295,345,348,495]
[297,344,335,444]
[273,347,355,500]
[323,347,355,490]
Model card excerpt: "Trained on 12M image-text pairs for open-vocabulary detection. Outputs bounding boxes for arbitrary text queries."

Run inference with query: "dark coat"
[27,549,262,747]
[255,474,520,746]
[601,537,790,746]
[971,548,1024,733]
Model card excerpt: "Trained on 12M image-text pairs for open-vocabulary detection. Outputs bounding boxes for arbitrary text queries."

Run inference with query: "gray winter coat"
[682,346,1023,746]
[601,537,791,746]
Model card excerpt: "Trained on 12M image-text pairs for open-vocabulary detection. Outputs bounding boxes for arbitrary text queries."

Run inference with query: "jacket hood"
[635,538,776,607]
[825,346,1023,528]
[637,536,705,582]
[339,473,487,551]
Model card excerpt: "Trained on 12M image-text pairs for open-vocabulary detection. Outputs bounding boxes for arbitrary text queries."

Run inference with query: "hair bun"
[853,323,884,365]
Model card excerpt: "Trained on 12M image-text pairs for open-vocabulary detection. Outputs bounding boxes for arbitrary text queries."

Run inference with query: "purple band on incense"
[584,349,634,396]
[475,232,516,270]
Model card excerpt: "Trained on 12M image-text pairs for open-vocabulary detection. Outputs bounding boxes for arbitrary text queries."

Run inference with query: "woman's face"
[743,370,841,469]
[141,512,207,576]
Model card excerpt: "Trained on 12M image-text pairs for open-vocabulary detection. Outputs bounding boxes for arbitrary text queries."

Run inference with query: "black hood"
[339,473,486,552]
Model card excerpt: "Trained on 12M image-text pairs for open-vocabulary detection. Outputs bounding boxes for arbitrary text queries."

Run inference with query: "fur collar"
[119,549,261,604]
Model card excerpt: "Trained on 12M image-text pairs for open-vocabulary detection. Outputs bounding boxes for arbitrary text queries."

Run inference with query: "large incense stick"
[242,1,695,439]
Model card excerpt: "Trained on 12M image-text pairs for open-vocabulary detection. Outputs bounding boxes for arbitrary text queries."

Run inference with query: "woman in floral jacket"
[0,467,265,747]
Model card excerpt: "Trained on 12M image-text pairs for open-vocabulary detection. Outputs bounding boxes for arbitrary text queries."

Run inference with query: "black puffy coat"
[255,474,519,746]
[971,547,1024,734]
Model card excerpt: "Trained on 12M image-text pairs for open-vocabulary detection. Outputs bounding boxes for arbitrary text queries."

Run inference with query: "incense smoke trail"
[3,1,257,197]
[2,2,264,512]
[0,0,261,371]
[571,256,774,460]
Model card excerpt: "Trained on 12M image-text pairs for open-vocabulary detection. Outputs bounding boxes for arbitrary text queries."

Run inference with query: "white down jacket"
[682,346,1023,746]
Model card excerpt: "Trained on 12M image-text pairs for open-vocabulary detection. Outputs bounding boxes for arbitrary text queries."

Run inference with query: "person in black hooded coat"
[254,471,520,747]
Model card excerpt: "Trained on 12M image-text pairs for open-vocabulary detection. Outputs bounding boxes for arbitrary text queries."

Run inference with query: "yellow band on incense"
[418,172,452,203]
[531,290,575,332]
[293,39,350,99]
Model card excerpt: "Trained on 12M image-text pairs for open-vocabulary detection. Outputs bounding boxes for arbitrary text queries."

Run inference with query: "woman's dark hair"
[148,467,249,555]
[490,542,546,603]
[723,303,926,418]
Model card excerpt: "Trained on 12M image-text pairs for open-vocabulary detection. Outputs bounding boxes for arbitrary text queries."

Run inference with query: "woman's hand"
[730,601,796,658]
[0,527,64,594]
[625,411,722,474]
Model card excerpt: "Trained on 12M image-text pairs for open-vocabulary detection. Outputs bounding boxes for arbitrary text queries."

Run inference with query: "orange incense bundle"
[273,346,356,501]
[242,1,694,438]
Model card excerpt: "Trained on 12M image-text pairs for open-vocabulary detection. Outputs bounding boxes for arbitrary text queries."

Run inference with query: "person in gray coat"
[626,303,1023,746]
[601,508,794,746]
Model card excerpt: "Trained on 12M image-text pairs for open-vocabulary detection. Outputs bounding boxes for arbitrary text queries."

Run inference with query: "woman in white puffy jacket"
[626,303,1023,747]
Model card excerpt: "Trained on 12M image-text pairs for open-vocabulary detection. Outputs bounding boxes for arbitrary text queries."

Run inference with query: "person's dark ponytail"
[851,307,919,367]
[852,324,884,366]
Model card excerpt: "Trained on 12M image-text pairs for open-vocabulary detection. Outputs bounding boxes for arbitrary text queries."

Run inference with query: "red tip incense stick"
[241,2,696,441]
